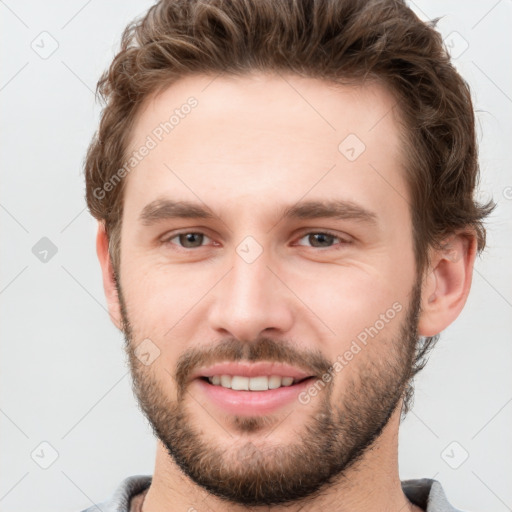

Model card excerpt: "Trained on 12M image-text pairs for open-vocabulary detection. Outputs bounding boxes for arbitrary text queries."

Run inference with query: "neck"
[142,405,422,512]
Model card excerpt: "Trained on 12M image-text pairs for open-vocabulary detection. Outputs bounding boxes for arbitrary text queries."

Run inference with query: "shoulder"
[78,475,152,512]
[401,478,467,512]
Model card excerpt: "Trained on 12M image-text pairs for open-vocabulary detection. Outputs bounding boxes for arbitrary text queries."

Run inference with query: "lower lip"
[192,377,315,416]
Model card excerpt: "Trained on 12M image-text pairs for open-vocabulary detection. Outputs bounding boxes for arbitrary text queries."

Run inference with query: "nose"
[207,246,294,341]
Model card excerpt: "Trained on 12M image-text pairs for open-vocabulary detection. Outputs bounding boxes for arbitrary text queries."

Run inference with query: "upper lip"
[189,362,315,382]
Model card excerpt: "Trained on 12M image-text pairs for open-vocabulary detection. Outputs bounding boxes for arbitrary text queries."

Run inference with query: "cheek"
[289,260,414,361]
[120,259,216,338]
[296,250,404,305]
[306,279,397,344]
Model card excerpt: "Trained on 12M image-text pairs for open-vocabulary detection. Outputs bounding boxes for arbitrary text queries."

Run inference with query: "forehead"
[122,72,409,224]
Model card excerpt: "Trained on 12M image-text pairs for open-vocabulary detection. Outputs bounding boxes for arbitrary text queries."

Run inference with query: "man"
[82,0,494,510]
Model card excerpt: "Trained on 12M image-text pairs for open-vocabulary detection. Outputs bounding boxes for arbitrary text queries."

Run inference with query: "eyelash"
[161,230,351,251]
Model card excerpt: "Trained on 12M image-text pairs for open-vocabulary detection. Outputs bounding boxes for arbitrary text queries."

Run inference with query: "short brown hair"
[84,0,494,414]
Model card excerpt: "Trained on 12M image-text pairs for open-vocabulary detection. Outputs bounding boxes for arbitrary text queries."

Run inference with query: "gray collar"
[402,478,464,511]
[81,475,464,512]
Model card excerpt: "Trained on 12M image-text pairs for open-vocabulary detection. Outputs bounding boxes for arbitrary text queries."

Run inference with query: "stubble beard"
[116,275,421,507]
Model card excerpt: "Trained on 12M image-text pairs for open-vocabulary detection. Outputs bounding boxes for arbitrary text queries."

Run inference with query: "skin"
[96,72,477,511]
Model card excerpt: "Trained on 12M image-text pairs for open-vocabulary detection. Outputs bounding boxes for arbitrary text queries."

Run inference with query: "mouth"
[188,362,319,415]
[192,374,318,416]
[198,374,314,391]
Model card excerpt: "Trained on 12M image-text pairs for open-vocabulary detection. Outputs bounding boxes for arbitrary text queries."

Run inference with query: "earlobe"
[96,221,123,331]
[417,232,478,337]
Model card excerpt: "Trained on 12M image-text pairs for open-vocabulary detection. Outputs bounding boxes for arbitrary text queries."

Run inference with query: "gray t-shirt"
[79,475,466,511]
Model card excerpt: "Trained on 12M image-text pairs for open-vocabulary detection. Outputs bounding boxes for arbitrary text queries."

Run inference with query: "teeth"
[268,375,282,389]
[220,375,232,388]
[207,375,298,391]
[231,376,249,390]
[250,376,270,391]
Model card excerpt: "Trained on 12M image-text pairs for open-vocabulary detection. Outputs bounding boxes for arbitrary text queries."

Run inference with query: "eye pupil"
[179,233,203,248]
[309,233,334,247]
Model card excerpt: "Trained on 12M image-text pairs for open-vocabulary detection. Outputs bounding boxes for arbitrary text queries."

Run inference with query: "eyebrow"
[138,198,378,226]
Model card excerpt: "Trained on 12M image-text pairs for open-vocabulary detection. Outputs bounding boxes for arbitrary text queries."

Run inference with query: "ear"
[96,221,123,331]
[418,231,478,337]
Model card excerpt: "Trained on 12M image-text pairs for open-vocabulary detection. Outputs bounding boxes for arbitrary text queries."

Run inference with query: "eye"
[160,230,350,251]
[162,232,212,249]
[295,231,350,249]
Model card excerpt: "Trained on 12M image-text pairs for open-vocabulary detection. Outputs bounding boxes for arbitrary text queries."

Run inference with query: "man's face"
[115,73,421,506]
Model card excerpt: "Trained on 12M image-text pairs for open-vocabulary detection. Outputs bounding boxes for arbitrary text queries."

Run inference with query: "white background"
[0,1,511,511]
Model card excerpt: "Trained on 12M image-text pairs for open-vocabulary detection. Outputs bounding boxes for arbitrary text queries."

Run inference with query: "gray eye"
[177,233,205,248]
[298,233,339,248]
